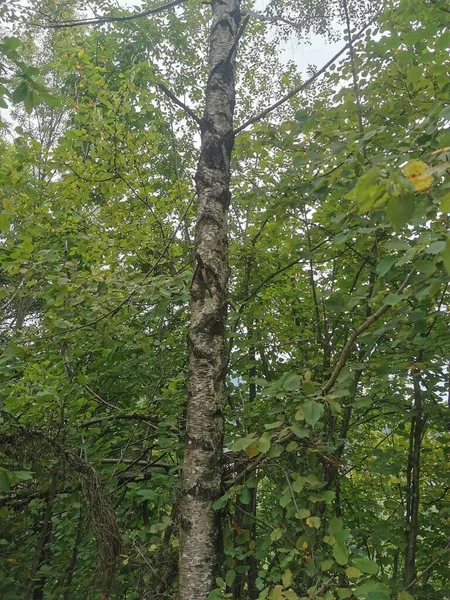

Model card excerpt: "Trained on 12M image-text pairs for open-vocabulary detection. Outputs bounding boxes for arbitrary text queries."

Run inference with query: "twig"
[40,0,186,29]
[235,8,383,134]
[85,384,116,410]
[82,413,160,428]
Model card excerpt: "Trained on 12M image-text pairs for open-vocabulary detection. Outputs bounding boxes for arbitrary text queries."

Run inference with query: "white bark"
[179,1,241,598]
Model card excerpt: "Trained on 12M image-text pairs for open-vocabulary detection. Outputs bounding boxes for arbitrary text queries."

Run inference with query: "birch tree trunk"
[179,0,241,598]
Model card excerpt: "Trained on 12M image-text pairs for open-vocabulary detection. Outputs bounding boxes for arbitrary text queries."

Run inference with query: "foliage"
[0,0,449,599]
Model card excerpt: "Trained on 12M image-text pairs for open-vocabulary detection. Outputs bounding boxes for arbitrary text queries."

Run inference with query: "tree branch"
[235,8,383,134]
[81,413,160,428]
[155,82,201,126]
[404,537,450,591]
[323,269,414,394]
[40,0,186,29]
[226,14,251,63]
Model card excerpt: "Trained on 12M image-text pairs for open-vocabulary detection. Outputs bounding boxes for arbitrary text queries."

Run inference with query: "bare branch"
[155,82,201,126]
[235,8,383,134]
[226,14,251,63]
[40,0,186,29]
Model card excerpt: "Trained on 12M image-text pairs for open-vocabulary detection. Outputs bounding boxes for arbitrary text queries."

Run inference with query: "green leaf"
[24,89,39,114]
[257,433,272,454]
[290,425,309,439]
[385,194,415,227]
[225,569,236,587]
[0,213,10,232]
[397,592,414,600]
[438,106,450,120]
[240,487,251,504]
[12,471,33,481]
[425,240,446,254]
[281,568,292,588]
[212,493,229,510]
[355,581,390,599]
[353,557,379,575]
[292,477,305,493]
[283,374,302,391]
[320,559,334,571]
[270,527,283,541]
[2,37,21,51]
[231,435,257,451]
[382,293,403,306]
[332,541,349,565]
[304,400,324,427]
[440,192,450,213]
[40,91,62,108]
[441,238,450,274]
[2,198,13,213]
[12,81,28,104]
[296,508,310,519]
[0,471,10,492]
[328,517,343,536]
[376,256,397,276]
[136,489,157,501]
[302,379,316,395]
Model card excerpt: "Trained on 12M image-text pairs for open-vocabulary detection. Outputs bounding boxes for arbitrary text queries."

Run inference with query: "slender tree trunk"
[63,507,84,600]
[404,372,426,587]
[25,476,57,600]
[179,1,241,598]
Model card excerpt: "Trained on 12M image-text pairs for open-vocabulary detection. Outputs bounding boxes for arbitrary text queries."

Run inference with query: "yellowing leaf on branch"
[402,160,432,191]
[245,442,260,458]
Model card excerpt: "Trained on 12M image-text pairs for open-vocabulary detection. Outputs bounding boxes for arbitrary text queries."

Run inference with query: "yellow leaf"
[345,566,362,579]
[246,442,260,458]
[306,516,321,529]
[402,160,432,191]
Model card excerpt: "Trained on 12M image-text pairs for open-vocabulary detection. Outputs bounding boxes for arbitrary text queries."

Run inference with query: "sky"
[254,0,345,75]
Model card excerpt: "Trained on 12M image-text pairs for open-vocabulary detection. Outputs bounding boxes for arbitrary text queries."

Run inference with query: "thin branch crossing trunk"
[179,1,241,598]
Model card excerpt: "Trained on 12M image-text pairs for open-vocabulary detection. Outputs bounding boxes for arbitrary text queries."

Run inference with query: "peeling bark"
[179,1,241,598]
